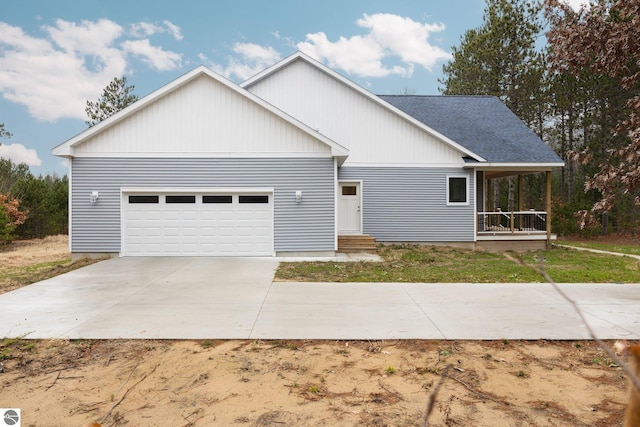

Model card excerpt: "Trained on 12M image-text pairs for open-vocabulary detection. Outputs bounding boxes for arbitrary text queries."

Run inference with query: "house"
[52,52,563,259]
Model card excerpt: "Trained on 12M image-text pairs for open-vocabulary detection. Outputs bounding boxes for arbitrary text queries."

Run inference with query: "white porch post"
[546,171,552,248]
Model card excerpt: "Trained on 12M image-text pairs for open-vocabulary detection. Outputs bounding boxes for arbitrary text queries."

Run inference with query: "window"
[447,176,468,205]
[203,195,232,204]
[239,195,269,204]
[342,186,357,196]
[129,195,159,204]
[166,195,196,204]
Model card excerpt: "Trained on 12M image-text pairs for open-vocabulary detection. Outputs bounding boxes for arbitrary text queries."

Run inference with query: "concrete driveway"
[0,257,639,340]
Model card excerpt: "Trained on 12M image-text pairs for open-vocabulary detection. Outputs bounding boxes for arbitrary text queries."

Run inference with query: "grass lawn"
[0,257,99,294]
[275,244,640,283]
[556,239,640,256]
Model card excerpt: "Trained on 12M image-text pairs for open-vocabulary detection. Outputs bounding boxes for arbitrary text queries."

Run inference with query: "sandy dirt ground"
[0,236,634,426]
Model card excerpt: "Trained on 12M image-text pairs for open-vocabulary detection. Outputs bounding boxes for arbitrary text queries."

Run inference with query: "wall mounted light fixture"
[90,191,99,203]
[295,190,302,203]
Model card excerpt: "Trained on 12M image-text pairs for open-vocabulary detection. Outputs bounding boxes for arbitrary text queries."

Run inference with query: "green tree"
[0,157,68,239]
[12,174,68,238]
[440,0,547,129]
[85,76,138,127]
[0,158,30,197]
[0,123,11,143]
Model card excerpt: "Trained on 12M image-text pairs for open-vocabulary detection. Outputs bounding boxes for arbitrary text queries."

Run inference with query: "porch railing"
[477,210,547,234]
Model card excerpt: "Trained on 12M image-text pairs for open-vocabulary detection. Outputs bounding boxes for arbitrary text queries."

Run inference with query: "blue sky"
[0,0,584,176]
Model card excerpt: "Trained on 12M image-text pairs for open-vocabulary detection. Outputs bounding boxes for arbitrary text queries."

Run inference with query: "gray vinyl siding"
[71,157,335,253]
[339,166,475,242]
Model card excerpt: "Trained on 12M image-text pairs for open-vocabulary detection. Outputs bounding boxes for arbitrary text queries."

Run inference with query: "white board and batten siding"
[72,74,334,159]
[245,58,466,167]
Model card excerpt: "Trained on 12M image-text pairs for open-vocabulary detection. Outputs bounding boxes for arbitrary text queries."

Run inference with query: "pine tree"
[0,123,11,144]
[85,76,139,127]
[440,0,547,128]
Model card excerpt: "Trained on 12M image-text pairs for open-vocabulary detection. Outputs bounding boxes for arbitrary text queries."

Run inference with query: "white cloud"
[297,13,450,78]
[0,19,183,122]
[298,32,394,77]
[131,22,163,38]
[122,39,182,71]
[210,43,281,80]
[0,143,42,166]
[130,20,183,41]
[211,13,449,82]
[272,31,294,48]
[163,20,183,41]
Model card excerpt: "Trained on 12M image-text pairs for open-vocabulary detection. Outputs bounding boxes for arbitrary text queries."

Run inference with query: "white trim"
[342,161,467,168]
[71,151,334,159]
[466,162,564,170]
[472,171,477,242]
[334,158,338,251]
[446,175,470,206]
[241,51,486,163]
[67,158,72,252]
[119,188,125,257]
[52,65,349,165]
[121,187,275,194]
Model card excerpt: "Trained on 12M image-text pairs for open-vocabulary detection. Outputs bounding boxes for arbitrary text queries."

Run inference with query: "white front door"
[338,182,361,235]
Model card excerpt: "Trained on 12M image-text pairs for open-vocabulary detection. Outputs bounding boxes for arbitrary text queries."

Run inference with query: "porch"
[478,210,548,235]
[473,169,556,251]
[476,210,555,251]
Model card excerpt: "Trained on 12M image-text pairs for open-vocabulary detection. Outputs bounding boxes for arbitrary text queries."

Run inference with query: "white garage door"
[122,191,273,256]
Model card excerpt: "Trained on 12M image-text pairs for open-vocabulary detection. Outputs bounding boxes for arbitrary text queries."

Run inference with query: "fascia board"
[465,162,565,170]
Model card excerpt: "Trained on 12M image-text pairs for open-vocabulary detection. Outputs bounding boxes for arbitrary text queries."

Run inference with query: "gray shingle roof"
[378,95,562,164]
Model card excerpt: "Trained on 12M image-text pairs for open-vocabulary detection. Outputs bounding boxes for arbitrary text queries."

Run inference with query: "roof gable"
[53,66,348,163]
[379,95,563,165]
[243,52,484,164]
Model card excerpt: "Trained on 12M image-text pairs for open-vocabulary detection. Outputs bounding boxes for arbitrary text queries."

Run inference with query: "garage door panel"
[181,212,200,221]
[123,191,273,256]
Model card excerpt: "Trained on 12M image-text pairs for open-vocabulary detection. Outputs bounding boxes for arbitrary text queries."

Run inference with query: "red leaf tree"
[545,0,640,217]
[0,193,28,242]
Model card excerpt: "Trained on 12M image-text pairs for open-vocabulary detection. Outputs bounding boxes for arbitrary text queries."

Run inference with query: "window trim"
[446,175,469,206]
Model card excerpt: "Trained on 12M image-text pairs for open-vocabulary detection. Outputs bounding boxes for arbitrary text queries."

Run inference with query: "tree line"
[440,0,639,236]
[0,156,68,242]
